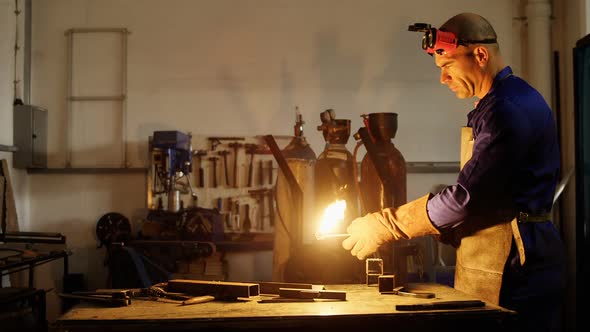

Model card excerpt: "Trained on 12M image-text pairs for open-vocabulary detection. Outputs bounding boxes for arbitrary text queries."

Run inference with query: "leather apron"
[454,127,525,305]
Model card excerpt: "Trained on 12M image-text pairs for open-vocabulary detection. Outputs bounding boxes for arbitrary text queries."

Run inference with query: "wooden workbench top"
[53,283,516,332]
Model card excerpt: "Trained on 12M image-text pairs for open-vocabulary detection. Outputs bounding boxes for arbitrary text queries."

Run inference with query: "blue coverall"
[427,66,567,331]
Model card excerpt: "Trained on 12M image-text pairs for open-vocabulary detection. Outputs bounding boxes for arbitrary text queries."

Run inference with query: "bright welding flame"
[317,199,347,235]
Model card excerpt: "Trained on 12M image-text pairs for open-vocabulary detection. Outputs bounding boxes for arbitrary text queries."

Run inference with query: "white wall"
[2,0,522,321]
[31,0,514,166]
[0,0,28,230]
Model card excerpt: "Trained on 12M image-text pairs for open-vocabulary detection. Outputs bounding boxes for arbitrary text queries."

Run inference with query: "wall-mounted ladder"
[64,28,130,168]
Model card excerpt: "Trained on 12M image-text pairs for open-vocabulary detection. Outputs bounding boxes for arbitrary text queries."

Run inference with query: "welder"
[342,12,566,332]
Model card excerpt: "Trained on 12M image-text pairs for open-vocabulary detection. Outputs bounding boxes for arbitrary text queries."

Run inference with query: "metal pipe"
[122,29,128,167]
[65,30,73,167]
[315,233,350,240]
[24,0,31,104]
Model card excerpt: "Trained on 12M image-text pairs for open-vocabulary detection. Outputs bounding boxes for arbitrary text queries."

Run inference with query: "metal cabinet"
[13,104,47,169]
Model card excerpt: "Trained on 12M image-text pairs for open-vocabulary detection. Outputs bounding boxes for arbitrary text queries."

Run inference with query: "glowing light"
[317,199,347,236]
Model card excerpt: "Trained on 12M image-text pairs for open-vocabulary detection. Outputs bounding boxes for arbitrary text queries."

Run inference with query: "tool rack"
[145,134,279,243]
[0,232,71,288]
[0,232,71,330]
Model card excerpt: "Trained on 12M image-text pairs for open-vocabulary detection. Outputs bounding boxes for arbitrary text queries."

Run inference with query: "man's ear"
[473,46,489,67]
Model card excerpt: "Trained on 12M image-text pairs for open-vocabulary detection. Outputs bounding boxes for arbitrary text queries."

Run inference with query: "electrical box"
[13,104,47,169]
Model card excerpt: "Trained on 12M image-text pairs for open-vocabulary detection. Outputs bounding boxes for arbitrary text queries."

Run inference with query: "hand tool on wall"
[258,159,264,186]
[243,204,252,233]
[208,137,222,151]
[233,200,241,230]
[267,160,273,185]
[217,150,230,186]
[194,150,207,188]
[216,196,231,230]
[208,137,245,151]
[226,197,234,230]
[244,143,258,187]
[216,197,223,212]
[265,189,275,227]
[249,189,266,231]
[191,193,198,208]
[208,156,219,188]
[228,142,243,188]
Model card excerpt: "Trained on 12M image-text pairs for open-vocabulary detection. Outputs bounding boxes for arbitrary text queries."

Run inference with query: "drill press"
[151,131,194,212]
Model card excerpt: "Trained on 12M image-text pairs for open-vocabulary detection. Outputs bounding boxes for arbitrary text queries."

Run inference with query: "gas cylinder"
[358,113,407,213]
[356,112,408,283]
[272,110,316,282]
[314,109,360,233]
[301,109,363,284]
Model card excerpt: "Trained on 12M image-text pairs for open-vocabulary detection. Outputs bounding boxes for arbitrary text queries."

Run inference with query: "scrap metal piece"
[315,233,350,240]
[382,286,435,299]
[58,293,130,307]
[278,288,346,300]
[256,282,323,295]
[378,275,395,293]
[396,300,485,311]
[167,279,259,299]
[258,298,315,303]
[182,295,216,306]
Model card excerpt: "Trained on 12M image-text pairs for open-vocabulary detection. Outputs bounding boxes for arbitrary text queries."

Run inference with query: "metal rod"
[122,29,128,167]
[315,233,350,240]
[0,144,18,152]
[66,30,73,167]
[66,28,129,34]
[405,161,460,173]
[24,0,31,104]
[68,95,126,101]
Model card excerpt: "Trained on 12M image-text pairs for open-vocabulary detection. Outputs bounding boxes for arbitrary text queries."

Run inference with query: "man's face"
[434,47,482,99]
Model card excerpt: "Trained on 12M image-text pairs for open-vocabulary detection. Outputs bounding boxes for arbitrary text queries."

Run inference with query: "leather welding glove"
[342,193,440,260]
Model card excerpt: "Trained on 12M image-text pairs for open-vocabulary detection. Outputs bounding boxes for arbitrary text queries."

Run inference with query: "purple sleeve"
[426,184,470,230]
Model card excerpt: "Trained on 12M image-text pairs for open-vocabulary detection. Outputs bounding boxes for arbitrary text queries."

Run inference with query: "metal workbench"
[52,282,516,332]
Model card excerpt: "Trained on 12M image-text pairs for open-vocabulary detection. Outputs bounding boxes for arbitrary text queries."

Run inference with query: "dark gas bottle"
[314,109,360,234]
[273,110,316,282]
[358,113,406,213]
[356,112,408,283]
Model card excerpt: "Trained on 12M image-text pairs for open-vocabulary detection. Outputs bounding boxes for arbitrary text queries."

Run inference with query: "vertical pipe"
[512,0,524,76]
[122,29,128,167]
[65,30,73,167]
[23,0,31,104]
[525,0,553,107]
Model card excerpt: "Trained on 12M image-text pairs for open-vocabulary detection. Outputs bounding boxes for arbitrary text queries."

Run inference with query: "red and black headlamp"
[408,23,497,56]
[408,23,458,55]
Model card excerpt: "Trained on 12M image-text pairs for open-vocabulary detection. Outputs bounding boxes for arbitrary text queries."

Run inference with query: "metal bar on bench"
[278,288,346,300]
[256,282,323,295]
[167,279,259,299]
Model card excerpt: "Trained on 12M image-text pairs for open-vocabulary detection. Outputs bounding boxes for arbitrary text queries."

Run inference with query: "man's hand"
[342,213,393,260]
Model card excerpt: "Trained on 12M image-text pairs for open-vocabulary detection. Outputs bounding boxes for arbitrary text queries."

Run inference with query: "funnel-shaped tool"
[366,113,398,142]
[317,109,351,144]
